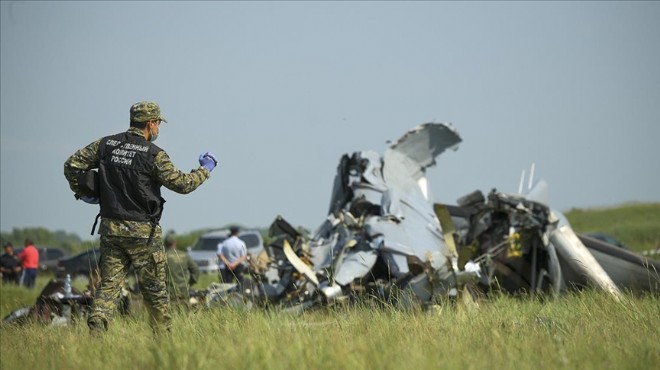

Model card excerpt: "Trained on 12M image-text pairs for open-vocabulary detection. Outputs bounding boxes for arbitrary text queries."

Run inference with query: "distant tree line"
[0,223,296,255]
[0,227,93,253]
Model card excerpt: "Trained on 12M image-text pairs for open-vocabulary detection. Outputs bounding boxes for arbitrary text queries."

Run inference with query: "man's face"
[149,119,161,139]
[4,246,12,255]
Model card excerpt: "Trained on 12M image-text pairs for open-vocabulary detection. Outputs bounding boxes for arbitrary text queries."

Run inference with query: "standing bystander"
[164,232,200,307]
[217,226,247,286]
[18,239,39,288]
[1,242,22,285]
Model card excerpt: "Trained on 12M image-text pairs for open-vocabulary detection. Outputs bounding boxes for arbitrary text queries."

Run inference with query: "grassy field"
[564,202,660,254]
[1,281,658,370]
[1,204,659,370]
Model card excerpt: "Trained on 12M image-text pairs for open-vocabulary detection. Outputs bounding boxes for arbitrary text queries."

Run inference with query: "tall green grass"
[1,286,658,370]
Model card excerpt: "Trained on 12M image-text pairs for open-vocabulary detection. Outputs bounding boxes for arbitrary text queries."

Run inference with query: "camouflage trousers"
[88,235,171,334]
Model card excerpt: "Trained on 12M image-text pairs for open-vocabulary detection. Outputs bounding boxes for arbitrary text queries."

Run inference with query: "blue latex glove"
[198,152,217,172]
[205,152,218,165]
[80,195,99,204]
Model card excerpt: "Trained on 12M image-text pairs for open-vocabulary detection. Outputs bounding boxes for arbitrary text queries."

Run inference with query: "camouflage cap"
[164,232,176,246]
[130,101,168,123]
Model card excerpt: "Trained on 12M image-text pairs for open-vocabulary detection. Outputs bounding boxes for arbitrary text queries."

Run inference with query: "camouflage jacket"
[165,248,200,300]
[64,127,210,238]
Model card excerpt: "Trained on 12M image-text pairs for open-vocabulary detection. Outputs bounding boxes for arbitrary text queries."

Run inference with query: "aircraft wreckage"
[5,123,659,325]
[200,122,658,311]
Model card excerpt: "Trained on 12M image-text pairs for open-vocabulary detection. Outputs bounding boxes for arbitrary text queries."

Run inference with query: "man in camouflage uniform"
[164,232,200,308]
[64,101,217,334]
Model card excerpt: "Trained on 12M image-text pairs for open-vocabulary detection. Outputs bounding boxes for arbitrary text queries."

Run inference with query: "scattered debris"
[204,122,658,311]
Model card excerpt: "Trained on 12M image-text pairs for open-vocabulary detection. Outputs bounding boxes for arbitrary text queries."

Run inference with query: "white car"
[187,229,264,274]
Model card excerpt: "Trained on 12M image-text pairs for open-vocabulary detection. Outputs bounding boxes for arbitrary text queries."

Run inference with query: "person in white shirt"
[217,226,247,285]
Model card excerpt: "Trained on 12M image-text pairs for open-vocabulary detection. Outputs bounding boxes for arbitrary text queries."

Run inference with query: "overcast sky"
[2,1,659,241]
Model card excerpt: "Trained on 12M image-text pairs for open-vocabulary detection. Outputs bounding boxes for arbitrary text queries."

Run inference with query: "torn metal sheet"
[309,122,465,305]
[283,239,319,286]
[388,123,461,170]
[550,224,622,299]
[333,249,378,286]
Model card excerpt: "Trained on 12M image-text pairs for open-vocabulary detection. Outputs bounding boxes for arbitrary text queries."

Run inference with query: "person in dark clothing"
[64,101,217,335]
[1,242,21,285]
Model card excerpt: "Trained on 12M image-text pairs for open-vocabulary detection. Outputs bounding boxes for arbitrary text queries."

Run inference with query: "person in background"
[1,242,22,285]
[18,239,39,289]
[63,101,217,335]
[217,226,247,286]
[164,232,200,308]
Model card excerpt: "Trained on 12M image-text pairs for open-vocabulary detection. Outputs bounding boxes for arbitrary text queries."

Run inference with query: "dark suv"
[39,247,69,273]
[55,248,101,282]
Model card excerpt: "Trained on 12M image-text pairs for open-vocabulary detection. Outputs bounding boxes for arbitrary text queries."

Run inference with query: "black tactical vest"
[97,131,165,224]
